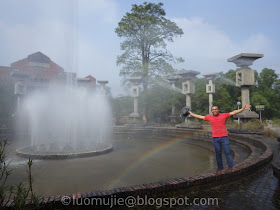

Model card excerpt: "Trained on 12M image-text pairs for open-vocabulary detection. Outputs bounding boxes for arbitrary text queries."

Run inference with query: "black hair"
[211,105,219,110]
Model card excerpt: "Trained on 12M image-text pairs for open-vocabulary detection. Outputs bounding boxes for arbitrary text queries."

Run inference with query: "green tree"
[139,84,184,122]
[253,68,280,119]
[258,68,278,89]
[213,84,233,113]
[115,2,184,122]
[214,71,240,109]
[110,68,280,123]
[251,92,270,109]
[191,78,208,115]
[111,96,133,124]
[223,70,240,105]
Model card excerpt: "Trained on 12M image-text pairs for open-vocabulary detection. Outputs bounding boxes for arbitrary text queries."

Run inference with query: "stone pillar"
[10,71,29,113]
[134,97,138,114]
[203,73,217,115]
[209,92,213,114]
[176,70,200,126]
[186,94,191,108]
[241,86,250,106]
[128,77,142,120]
[228,53,263,122]
[167,77,178,123]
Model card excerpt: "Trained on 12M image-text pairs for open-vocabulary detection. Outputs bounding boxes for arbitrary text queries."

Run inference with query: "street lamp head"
[237,101,241,106]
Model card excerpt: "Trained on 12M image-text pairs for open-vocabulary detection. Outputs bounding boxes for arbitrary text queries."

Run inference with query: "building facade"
[0,51,96,91]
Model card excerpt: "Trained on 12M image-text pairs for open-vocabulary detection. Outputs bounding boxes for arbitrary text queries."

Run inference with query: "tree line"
[111,68,280,124]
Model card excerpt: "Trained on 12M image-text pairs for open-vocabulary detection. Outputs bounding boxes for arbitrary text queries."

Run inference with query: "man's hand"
[230,104,251,116]
[243,104,251,110]
[189,111,205,120]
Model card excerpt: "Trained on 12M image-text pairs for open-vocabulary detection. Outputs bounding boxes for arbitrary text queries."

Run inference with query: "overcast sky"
[0,0,279,96]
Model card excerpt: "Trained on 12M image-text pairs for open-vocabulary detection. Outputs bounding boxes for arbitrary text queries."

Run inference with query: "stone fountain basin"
[16,143,113,159]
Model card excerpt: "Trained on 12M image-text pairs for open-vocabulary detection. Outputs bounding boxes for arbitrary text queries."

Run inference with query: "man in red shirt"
[189,104,251,175]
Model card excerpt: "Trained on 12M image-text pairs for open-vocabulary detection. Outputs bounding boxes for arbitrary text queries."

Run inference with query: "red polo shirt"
[204,113,230,137]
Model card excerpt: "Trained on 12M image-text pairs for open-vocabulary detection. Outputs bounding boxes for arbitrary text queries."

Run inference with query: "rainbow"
[107,131,208,189]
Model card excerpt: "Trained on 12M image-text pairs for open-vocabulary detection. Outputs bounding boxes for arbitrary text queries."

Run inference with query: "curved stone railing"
[272,136,280,180]
[189,134,257,165]
[272,161,280,180]
[228,128,265,135]
[5,127,273,208]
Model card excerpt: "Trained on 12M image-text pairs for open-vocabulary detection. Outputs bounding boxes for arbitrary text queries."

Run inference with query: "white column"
[208,79,213,114]
[171,83,176,116]
[186,94,191,109]
[134,97,138,114]
[209,93,213,115]
[241,86,250,106]
[185,94,191,124]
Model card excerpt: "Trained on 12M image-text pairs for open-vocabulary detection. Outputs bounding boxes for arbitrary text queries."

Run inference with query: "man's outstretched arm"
[189,111,205,120]
[230,104,251,116]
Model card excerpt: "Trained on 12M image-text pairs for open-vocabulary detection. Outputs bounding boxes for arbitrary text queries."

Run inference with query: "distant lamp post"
[10,71,30,112]
[203,73,217,115]
[237,101,241,125]
[97,80,108,95]
[167,77,178,123]
[176,70,200,126]
[255,105,265,123]
[128,77,142,120]
[228,53,262,123]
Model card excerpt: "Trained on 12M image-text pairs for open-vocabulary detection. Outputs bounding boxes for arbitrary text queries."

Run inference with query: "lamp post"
[237,101,241,125]
[97,80,108,95]
[10,71,29,112]
[128,77,142,121]
[228,53,262,123]
[203,73,217,115]
[176,70,200,126]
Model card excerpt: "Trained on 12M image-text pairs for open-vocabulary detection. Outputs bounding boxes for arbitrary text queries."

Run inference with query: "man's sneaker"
[215,170,222,175]
[224,168,232,173]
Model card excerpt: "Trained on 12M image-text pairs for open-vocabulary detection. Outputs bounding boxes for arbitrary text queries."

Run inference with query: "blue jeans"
[212,136,234,169]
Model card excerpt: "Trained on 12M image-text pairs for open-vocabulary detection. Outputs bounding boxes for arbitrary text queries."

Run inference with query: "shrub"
[243,119,264,130]
[0,140,40,209]
[230,119,264,130]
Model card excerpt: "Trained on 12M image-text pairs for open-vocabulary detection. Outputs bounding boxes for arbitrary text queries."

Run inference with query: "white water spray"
[18,85,112,153]
[216,75,237,86]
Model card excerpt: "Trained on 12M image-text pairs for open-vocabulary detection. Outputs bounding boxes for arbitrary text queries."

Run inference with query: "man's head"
[211,105,220,116]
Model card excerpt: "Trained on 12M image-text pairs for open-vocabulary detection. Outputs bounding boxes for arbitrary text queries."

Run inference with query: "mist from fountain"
[216,75,237,86]
[17,85,112,155]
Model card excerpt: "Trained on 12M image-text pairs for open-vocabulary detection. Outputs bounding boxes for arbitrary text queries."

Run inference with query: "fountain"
[16,85,113,159]
[6,69,274,204]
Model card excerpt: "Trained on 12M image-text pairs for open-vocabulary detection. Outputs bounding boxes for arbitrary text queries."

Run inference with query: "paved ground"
[269,125,280,135]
